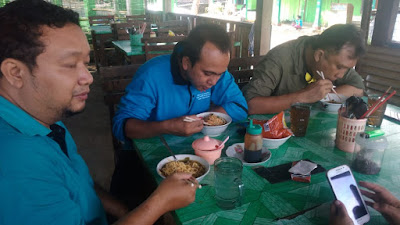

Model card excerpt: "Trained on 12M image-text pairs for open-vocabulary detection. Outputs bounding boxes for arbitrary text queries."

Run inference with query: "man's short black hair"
[311,24,365,58]
[0,0,80,77]
[176,23,231,66]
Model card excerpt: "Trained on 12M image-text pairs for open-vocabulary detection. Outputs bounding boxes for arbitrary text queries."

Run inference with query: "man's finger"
[359,181,385,194]
[360,189,379,202]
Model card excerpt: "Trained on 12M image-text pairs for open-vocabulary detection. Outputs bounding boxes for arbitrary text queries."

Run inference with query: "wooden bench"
[89,15,114,26]
[356,46,400,106]
[142,36,186,61]
[228,56,264,89]
[99,64,142,152]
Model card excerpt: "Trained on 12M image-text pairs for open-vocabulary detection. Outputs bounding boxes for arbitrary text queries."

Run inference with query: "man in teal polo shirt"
[0,0,197,224]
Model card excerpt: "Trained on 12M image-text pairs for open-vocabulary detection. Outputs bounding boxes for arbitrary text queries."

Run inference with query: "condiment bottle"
[351,131,388,175]
[244,119,263,163]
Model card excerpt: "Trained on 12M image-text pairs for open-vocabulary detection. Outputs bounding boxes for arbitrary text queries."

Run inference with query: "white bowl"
[196,112,232,137]
[320,93,347,112]
[262,135,291,149]
[156,154,210,182]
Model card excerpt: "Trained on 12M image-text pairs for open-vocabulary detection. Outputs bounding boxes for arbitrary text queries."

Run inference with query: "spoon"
[159,135,178,161]
[215,136,229,149]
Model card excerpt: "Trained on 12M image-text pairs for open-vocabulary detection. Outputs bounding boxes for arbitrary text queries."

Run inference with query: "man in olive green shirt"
[243,24,365,114]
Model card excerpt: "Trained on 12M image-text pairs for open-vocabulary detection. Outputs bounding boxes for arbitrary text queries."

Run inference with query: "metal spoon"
[160,135,178,161]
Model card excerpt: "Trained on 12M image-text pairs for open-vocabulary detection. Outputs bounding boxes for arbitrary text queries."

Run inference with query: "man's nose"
[207,76,219,86]
[79,67,93,85]
[336,70,347,79]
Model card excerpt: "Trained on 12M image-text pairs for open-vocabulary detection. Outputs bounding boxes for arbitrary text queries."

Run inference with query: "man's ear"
[0,59,27,88]
[314,49,325,63]
[181,56,191,71]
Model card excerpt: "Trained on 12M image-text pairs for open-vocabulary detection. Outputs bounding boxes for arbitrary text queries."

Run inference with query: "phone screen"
[329,170,368,223]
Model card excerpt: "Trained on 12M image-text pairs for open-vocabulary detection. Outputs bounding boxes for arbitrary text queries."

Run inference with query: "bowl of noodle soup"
[157,154,210,182]
[197,112,232,137]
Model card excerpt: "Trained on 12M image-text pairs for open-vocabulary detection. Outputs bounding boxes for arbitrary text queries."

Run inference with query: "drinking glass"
[367,94,387,127]
[214,157,244,209]
[290,103,311,137]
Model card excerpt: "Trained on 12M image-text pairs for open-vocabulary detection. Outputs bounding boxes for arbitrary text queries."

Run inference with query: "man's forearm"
[248,92,303,114]
[209,105,227,114]
[94,184,130,219]
[114,193,166,225]
[125,118,168,139]
[335,85,363,97]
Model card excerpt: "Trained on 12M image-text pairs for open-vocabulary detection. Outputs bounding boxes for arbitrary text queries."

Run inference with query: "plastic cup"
[129,33,143,45]
[367,94,387,127]
[290,103,311,137]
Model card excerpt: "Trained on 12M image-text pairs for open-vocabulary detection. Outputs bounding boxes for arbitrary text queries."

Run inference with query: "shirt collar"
[170,41,190,86]
[0,96,52,136]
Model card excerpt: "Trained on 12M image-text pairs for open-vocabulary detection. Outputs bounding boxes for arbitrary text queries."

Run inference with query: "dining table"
[132,103,400,225]
[112,40,146,64]
[90,25,113,67]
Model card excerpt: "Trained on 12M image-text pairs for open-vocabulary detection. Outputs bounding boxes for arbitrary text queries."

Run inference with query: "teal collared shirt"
[0,96,107,225]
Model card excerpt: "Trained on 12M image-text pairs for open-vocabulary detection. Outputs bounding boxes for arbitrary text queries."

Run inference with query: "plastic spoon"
[215,136,229,149]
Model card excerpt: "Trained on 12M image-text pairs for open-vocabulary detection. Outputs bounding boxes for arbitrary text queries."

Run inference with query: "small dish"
[226,143,272,166]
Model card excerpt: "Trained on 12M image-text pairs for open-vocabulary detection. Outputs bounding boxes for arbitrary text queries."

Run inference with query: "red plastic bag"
[253,112,292,139]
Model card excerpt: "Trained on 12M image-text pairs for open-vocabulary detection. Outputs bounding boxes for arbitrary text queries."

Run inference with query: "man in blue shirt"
[113,24,248,141]
[0,0,197,224]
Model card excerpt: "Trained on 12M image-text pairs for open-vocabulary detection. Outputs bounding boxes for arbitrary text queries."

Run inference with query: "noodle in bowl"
[157,154,210,182]
[197,112,232,137]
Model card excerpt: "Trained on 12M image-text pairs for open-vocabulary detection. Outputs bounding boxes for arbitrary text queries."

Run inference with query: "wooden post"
[360,0,373,45]
[371,0,399,46]
[254,0,273,56]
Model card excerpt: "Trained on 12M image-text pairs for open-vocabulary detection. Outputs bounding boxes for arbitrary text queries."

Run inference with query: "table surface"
[112,40,144,56]
[133,105,400,225]
[90,25,112,34]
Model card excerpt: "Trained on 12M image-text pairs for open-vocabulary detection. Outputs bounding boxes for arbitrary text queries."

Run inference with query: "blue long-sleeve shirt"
[113,54,248,141]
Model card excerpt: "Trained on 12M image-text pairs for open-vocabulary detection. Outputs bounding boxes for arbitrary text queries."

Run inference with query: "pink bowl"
[192,136,223,165]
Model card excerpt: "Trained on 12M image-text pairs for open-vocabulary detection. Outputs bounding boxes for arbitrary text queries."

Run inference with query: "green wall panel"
[128,0,145,15]
[248,0,257,10]
[50,0,63,6]
[280,0,301,22]
[273,0,362,25]
[337,0,362,16]
[304,0,317,23]
[84,0,96,17]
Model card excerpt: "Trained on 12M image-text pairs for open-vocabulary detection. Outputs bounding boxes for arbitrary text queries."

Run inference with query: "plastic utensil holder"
[130,33,143,45]
[336,113,367,153]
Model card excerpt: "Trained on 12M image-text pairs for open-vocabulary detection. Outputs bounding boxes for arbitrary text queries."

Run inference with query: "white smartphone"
[326,165,370,225]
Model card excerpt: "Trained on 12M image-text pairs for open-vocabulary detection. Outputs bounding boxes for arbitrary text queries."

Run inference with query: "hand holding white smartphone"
[327,165,370,225]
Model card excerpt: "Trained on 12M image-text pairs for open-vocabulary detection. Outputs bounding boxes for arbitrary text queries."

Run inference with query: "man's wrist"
[159,120,170,135]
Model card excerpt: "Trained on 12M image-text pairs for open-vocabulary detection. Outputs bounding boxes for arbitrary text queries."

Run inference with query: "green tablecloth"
[133,106,400,225]
[112,40,144,56]
[89,25,112,34]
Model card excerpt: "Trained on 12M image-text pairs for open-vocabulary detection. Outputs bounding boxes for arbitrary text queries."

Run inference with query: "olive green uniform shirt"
[242,36,365,101]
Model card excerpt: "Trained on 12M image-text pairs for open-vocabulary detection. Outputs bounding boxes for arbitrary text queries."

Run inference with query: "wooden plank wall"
[356,46,400,106]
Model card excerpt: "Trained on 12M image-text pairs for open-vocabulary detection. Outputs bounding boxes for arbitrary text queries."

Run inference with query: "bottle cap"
[247,119,262,135]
